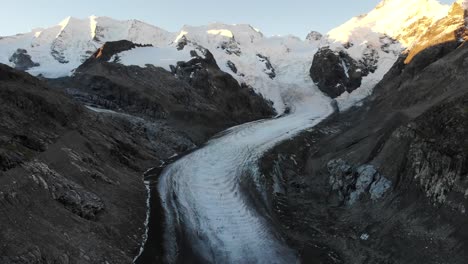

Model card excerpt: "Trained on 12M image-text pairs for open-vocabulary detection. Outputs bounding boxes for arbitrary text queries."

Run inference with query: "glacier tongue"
[158,87,333,263]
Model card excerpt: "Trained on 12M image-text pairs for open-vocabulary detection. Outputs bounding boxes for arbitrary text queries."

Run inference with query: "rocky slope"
[0,34,275,263]
[260,8,468,264]
[0,64,153,263]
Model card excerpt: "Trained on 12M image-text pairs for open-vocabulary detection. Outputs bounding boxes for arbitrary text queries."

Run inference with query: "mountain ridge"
[1,0,464,113]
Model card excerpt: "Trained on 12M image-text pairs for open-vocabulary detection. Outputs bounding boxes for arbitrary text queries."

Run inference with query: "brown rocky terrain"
[260,36,468,264]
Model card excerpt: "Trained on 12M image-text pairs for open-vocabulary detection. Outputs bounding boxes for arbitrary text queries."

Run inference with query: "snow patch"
[335,55,396,111]
[89,15,98,39]
[360,233,370,241]
[174,30,188,43]
[133,179,152,263]
[341,59,349,78]
[113,46,192,71]
[85,105,120,114]
[207,29,234,38]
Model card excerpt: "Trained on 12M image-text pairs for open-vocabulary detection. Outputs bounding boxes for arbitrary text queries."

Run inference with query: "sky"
[0,0,456,38]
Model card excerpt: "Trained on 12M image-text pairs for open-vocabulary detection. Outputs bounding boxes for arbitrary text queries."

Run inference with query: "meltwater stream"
[138,92,333,263]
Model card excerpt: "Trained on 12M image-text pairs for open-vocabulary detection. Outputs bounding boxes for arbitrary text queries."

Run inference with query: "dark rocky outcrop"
[9,49,39,70]
[261,38,468,263]
[226,60,238,74]
[310,48,367,98]
[81,40,152,65]
[218,38,242,56]
[306,31,323,42]
[257,54,276,79]
[327,160,391,206]
[176,35,189,50]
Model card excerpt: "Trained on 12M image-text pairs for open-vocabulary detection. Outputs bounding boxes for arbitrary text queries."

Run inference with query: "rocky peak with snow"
[3,17,329,113]
[309,0,466,108]
[404,0,468,63]
[0,16,175,77]
[328,0,449,47]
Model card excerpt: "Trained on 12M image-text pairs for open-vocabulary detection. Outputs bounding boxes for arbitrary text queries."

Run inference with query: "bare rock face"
[24,161,105,220]
[9,49,39,70]
[306,31,323,42]
[328,160,391,205]
[256,54,276,79]
[226,60,238,73]
[310,48,367,98]
[79,40,152,66]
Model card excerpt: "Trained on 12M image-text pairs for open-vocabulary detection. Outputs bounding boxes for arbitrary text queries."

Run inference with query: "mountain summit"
[328,0,449,47]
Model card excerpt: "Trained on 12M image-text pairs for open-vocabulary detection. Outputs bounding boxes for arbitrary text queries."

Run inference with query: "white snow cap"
[327,0,449,46]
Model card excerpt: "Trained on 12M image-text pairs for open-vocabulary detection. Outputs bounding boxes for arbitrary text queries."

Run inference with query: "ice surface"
[159,84,333,263]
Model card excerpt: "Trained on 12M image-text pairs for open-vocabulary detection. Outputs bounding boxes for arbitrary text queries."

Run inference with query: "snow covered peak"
[4,7,457,114]
[175,23,264,47]
[58,16,73,29]
[319,0,451,110]
[0,16,176,77]
[0,16,326,113]
[328,0,449,47]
